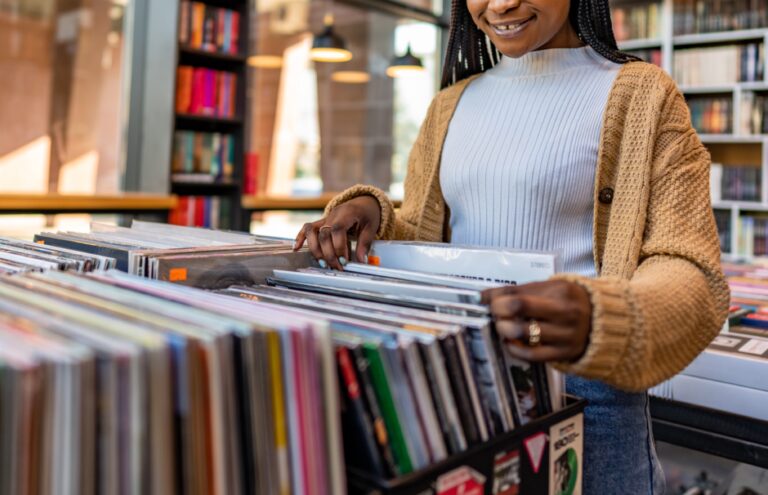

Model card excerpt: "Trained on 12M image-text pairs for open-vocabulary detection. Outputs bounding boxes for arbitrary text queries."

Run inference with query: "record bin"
[347,396,587,495]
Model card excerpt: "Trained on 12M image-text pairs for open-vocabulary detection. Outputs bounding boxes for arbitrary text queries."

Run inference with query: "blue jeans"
[567,375,666,494]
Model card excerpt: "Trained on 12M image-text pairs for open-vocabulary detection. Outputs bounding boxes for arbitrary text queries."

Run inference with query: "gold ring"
[528,320,542,347]
[319,225,333,231]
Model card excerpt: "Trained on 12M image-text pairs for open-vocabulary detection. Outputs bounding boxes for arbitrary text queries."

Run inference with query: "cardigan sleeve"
[323,97,440,241]
[553,88,730,392]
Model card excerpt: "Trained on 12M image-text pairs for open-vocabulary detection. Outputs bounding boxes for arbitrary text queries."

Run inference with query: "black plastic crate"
[348,397,587,495]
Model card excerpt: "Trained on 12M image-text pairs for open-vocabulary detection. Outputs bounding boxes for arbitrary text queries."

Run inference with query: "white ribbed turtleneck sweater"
[440,46,620,277]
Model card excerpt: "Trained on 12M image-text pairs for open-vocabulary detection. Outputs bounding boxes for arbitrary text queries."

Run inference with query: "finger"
[481,285,519,304]
[490,294,577,322]
[318,227,343,270]
[293,228,306,251]
[504,341,570,362]
[355,223,376,263]
[496,320,573,346]
[330,223,351,265]
[304,224,325,264]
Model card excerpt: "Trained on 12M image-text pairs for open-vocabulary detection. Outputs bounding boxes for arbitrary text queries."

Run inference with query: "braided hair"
[441,0,641,88]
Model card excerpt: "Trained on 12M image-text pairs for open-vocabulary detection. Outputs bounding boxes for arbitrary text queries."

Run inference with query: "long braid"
[441,0,640,88]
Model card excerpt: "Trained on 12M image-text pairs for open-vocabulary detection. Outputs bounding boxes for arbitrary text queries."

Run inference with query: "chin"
[491,38,537,59]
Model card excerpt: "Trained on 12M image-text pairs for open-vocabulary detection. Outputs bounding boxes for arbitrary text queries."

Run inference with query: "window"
[247,0,444,200]
[0,0,130,195]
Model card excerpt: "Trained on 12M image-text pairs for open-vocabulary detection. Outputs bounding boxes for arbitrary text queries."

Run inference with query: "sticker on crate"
[549,414,584,495]
[523,432,547,474]
[492,450,520,495]
[435,465,485,495]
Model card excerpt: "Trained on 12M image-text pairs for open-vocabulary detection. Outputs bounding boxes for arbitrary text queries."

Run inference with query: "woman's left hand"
[481,280,593,363]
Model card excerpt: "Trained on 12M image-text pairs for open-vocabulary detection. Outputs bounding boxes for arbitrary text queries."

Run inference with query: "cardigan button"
[598,187,614,204]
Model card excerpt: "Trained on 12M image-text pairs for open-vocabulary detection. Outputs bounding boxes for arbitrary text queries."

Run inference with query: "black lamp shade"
[310,20,353,63]
[387,45,425,77]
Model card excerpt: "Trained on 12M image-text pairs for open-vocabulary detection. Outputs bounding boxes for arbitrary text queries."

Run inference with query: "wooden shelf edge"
[699,134,765,144]
[674,28,768,47]
[242,194,403,211]
[0,194,178,212]
[618,38,663,51]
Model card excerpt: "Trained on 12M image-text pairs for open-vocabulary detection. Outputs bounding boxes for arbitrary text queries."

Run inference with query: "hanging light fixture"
[386,44,425,78]
[310,13,353,63]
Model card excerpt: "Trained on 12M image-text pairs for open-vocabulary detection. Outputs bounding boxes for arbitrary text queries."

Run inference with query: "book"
[673,0,768,35]
[612,1,661,41]
[172,131,235,181]
[687,96,733,134]
[674,43,764,86]
[180,1,241,55]
[177,66,238,118]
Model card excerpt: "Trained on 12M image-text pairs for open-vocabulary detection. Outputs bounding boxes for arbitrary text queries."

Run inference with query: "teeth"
[495,19,529,32]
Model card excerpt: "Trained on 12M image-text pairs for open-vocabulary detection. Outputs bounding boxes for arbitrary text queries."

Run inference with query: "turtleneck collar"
[489,46,610,77]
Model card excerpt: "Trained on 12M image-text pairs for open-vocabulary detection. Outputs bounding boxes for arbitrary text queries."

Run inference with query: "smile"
[490,16,535,37]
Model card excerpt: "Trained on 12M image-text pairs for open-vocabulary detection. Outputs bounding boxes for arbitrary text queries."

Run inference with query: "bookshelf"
[613,0,768,258]
[171,0,249,230]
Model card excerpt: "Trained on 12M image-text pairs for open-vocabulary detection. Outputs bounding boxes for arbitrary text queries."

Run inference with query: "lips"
[489,15,535,37]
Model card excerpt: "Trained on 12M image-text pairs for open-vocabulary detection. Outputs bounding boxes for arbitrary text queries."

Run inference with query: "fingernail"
[318,259,327,269]
[292,241,298,250]
[339,257,347,266]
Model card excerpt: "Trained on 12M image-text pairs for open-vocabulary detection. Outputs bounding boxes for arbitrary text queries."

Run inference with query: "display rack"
[651,397,768,469]
[348,398,587,495]
[171,0,249,230]
[612,0,768,258]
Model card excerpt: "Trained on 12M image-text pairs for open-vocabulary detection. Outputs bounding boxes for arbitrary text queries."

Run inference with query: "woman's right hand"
[293,195,382,270]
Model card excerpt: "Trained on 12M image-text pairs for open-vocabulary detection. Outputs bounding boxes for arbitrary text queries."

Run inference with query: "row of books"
[711,163,762,203]
[6,223,572,493]
[172,131,236,180]
[176,66,238,118]
[687,96,733,134]
[178,1,241,55]
[714,209,732,253]
[742,92,768,135]
[673,0,768,35]
[737,215,768,257]
[169,195,232,230]
[612,2,661,41]
[627,48,662,67]
[0,236,115,274]
[673,43,765,86]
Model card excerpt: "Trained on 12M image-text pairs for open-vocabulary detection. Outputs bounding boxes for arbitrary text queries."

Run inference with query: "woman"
[295,0,729,492]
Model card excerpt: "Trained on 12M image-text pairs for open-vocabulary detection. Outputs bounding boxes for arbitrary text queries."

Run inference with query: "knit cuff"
[551,275,635,380]
[324,185,396,240]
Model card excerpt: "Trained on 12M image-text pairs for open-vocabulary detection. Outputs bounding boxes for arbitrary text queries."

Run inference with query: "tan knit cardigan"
[325,62,730,392]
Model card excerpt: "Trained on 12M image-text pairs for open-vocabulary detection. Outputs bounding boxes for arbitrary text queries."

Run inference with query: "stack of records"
[220,241,565,479]
[35,221,310,288]
[0,270,344,495]
[0,236,115,275]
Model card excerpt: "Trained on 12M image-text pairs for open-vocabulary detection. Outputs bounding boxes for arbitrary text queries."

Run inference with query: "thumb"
[355,223,377,263]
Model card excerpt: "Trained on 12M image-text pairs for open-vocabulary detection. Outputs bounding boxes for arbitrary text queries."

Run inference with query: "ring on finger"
[528,319,542,347]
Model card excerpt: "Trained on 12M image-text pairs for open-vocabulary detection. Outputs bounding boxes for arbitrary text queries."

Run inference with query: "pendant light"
[310,14,353,63]
[386,44,425,78]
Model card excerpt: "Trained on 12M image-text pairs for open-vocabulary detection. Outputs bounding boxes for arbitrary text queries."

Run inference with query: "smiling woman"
[297,0,729,494]
[441,0,638,87]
